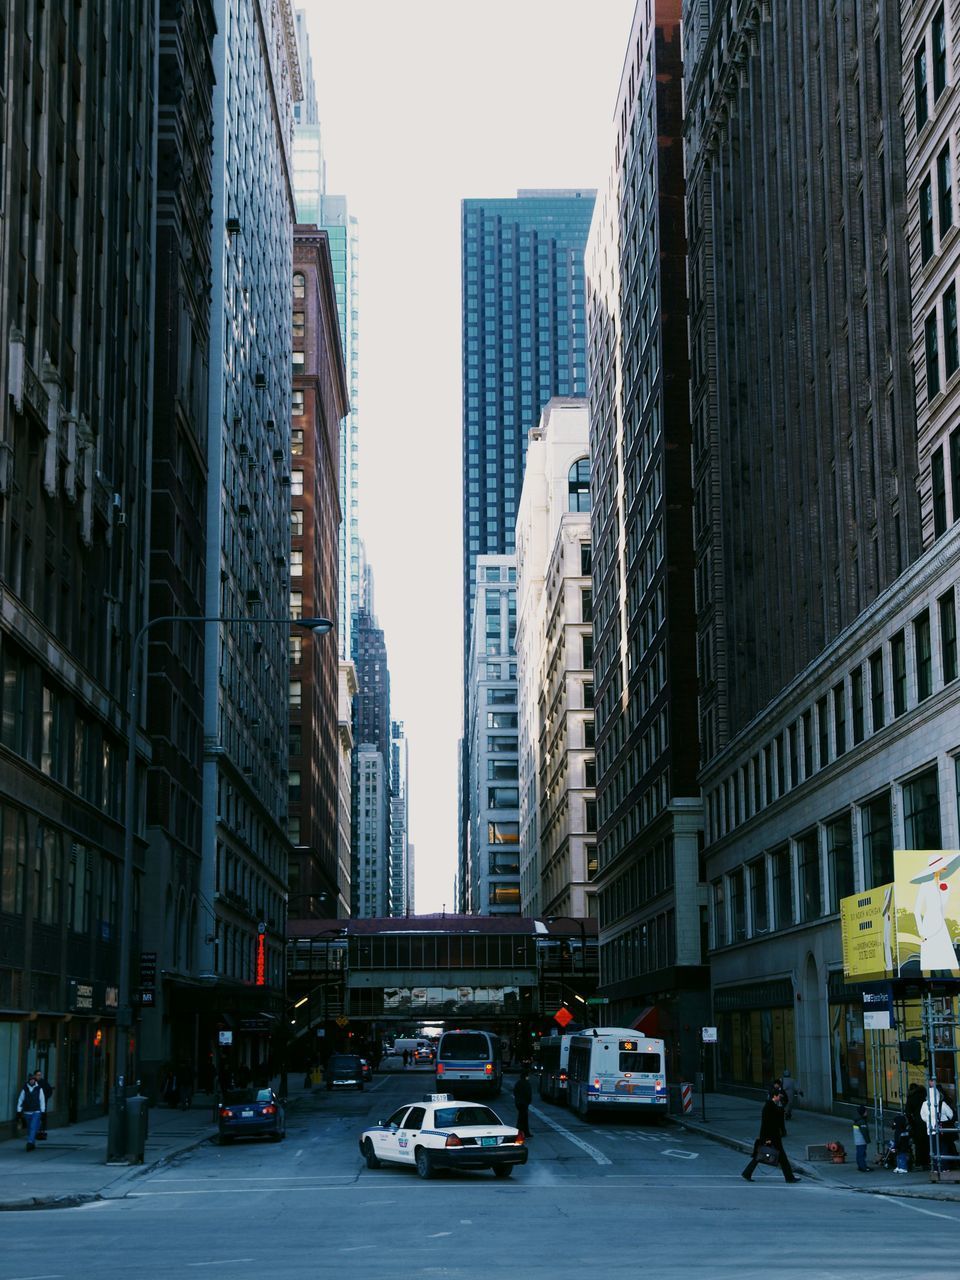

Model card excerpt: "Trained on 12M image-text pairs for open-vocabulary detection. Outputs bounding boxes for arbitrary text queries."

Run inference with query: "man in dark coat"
[906,1082,930,1169]
[16,1072,46,1151]
[741,1090,800,1182]
[513,1065,533,1138]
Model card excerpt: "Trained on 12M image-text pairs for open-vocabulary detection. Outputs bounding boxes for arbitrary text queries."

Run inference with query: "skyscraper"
[460,190,595,911]
[390,721,410,916]
[461,191,595,653]
[587,1,706,1077]
[200,0,302,1050]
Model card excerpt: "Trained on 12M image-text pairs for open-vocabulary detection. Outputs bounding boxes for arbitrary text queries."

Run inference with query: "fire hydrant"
[826,1141,846,1164]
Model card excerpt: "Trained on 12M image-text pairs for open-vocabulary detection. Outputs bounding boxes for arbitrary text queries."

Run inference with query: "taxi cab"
[358,1094,527,1180]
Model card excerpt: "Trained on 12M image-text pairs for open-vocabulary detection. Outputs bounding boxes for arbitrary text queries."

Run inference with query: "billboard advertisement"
[841,851,960,980]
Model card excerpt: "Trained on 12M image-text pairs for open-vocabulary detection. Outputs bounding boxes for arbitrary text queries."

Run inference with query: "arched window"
[293,272,305,300]
[568,458,591,512]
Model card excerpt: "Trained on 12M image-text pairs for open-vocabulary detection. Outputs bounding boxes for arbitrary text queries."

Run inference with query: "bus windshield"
[439,1033,492,1061]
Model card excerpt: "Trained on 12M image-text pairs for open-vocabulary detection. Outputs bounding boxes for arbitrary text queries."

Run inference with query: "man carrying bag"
[741,1089,801,1183]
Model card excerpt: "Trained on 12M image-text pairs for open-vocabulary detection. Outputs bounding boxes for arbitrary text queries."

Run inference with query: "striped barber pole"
[681,1082,693,1114]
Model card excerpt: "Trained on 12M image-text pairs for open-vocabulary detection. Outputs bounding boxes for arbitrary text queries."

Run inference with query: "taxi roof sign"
[427,1093,452,1102]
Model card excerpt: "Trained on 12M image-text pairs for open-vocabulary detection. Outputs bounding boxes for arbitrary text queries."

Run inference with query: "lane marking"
[294,1149,304,1158]
[889,1198,960,1223]
[187,1263,254,1269]
[528,1105,611,1165]
[340,1246,376,1253]
[427,1232,452,1238]
[153,1174,350,1182]
[6,1275,65,1279]
[661,1149,698,1160]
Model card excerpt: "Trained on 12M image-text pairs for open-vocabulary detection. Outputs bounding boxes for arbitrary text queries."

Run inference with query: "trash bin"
[125,1093,149,1164]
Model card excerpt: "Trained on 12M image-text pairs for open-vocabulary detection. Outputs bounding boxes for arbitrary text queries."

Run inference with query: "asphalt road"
[3,1068,957,1279]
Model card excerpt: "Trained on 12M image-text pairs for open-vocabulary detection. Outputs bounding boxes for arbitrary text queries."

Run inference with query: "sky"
[300,0,637,913]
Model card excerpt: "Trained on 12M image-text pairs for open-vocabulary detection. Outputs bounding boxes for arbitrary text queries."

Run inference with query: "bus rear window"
[439,1034,491,1060]
[619,1052,660,1073]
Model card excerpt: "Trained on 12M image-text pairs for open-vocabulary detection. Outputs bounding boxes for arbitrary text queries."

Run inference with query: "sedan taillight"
[261,1104,277,1116]
[219,1107,232,1118]
[445,1135,463,1147]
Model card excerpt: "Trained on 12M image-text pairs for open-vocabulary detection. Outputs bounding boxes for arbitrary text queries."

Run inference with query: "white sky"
[300,0,637,912]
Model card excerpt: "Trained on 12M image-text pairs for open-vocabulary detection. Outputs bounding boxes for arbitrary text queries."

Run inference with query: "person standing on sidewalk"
[852,1105,872,1172]
[35,1069,53,1139]
[741,1090,800,1183]
[16,1071,46,1151]
[781,1067,801,1120]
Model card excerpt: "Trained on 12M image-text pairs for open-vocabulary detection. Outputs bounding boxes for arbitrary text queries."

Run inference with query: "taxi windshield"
[435,1106,501,1128]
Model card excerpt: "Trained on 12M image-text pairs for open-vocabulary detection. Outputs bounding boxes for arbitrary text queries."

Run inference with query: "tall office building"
[515,399,596,921]
[351,574,393,917]
[680,3,960,1112]
[390,722,410,916]
[0,1,157,1120]
[460,190,595,910]
[460,190,595,655]
[141,0,217,1086]
[287,229,349,917]
[587,1,706,1079]
[291,13,361,663]
[199,0,302,1066]
[466,556,520,915]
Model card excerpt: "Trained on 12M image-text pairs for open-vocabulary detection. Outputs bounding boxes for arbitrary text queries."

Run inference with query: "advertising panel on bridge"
[840,850,960,980]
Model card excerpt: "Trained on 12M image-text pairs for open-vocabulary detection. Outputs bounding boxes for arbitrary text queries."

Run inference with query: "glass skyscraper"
[460,190,595,653]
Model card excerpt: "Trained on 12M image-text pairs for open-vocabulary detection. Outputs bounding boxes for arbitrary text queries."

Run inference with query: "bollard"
[680,1082,693,1114]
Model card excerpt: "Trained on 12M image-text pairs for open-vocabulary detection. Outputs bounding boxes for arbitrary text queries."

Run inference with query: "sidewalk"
[673,1092,960,1203]
[0,1080,316,1211]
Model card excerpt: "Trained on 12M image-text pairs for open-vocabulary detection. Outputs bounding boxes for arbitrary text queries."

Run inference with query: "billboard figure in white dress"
[911,852,960,973]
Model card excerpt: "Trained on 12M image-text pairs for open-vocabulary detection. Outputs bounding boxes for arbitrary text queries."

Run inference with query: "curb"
[0,1192,101,1213]
[670,1115,960,1203]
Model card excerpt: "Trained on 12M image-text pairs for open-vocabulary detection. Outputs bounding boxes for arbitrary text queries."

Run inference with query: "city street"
[2,1070,957,1280]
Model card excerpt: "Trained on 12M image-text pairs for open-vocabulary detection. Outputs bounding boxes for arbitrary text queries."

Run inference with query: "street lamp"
[107,612,332,1162]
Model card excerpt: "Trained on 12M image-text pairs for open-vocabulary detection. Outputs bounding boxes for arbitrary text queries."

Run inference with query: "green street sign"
[586,997,610,1005]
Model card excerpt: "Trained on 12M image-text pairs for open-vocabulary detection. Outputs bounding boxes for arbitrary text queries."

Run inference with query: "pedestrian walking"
[513,1065,533,1138]
[891,1113,912,1173]
[35,1069,53,1139]
[16,1071,46,1151]
[852,1105,872,1172]
[781,1067,802,1120]
[402,1049,410,1069]
[741,1090,800,1183]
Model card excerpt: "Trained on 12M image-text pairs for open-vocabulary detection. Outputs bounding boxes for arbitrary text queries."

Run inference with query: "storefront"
[715,978,796,1091]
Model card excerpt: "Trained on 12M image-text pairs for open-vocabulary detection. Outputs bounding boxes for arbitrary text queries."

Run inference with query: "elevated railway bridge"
[285,914,599,1055]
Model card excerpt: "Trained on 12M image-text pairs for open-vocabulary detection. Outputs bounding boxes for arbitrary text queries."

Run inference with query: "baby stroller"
[879,1113,913,1172]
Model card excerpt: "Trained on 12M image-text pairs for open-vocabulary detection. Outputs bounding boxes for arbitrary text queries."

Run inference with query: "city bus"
[567,1028,667,1120]
[537,1033,574,1104]
[435,1028,503,1097]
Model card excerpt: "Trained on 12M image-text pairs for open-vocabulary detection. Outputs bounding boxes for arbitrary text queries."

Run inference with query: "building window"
[730,868,746,942]
[585,800,597,832]
[926,311,941,399]
[291,470,304,496]
[903,768,942,848]
[940,588,958,683]
[580,543,592,575]
[772,846,792,930]
[292,389,304,415]
[291,428,304,456]
[292,350,305,370]
[833,683,846,756]
[487,822,519,845]
[945,284,959,379]
[915,43,929,129]
[486,712,517,730]
[289,680,302,710]
[288,771,301,803]
[289,590,303,621]
[583,681,594,709]
[712,879,726,948]
[580,588,593,623]
[915,610,933,700]
[290,549,303,578]
[802,709,813,779]
[817,695,830,768]
[921,177,935,263]
[292,310,305,339]
[933,447,948,537]
[293,272,305,300]
[861,793,894,886]
[582,634,594,668]
[289,633,302,665]
[749,858,768,934]
[933,6,947,100]
[851,668,864,745]
[489,885,520,906]
[487,787,519,809]
[952,426,960,520]
[826,815,854,913]
[797,831,822,922]
[291,509,304,537]
[568,457,591,512]
[891,630,907,716]
[870,649,885,731]
[938,145,953,235]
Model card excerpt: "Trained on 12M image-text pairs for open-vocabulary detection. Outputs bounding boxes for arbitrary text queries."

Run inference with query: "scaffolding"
[922,990,960,1182]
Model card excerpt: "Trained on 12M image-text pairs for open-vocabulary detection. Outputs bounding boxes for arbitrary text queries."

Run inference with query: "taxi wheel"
[415,1148,434,1180]
[492,1165,513,1179]
[362,1139,381,1169]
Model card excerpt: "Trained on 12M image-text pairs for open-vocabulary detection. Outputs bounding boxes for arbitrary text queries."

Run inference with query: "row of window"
[601,909,676,985]
[712,761,956,948]
[709,590,958,842]
[914,5,949,133]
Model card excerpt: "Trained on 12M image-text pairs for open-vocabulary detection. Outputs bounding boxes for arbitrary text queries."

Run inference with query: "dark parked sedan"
[326,1053,365,1090]
[218,1088,285,1143]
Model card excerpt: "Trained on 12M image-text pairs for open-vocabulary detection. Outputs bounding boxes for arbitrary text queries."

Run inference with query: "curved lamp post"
[107,613,332,1162]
